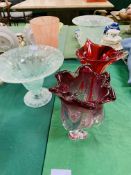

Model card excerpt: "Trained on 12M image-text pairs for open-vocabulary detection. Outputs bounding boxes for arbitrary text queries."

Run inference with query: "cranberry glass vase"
[76,39,128,73]
[50,65,116,140]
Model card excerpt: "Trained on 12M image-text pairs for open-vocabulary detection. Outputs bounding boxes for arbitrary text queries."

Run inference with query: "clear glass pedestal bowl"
[0,45,64,108]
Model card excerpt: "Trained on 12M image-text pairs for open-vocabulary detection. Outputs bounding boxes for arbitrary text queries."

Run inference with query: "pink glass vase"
[30,16,60,48]
[76,39,128,73]
[50,65,116,140]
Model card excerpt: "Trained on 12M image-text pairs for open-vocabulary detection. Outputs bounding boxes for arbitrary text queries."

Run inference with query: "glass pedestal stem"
[23,78,52,108]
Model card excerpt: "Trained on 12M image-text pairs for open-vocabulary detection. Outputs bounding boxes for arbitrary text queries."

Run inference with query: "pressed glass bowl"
[0,45,64,108]
[72,15,113,45]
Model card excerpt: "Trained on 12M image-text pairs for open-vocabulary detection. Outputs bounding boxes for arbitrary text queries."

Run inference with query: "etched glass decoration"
[0,45,64,108]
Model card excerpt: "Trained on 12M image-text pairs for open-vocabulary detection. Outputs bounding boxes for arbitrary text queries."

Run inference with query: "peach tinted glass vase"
[30,16,60,48]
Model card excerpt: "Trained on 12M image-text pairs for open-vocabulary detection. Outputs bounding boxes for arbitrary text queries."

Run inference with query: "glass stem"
[23,78,44,97]
[32,88,43,99]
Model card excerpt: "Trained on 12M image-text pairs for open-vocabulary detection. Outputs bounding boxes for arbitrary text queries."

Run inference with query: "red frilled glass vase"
[49,65,116,140]
[76,39,128,73]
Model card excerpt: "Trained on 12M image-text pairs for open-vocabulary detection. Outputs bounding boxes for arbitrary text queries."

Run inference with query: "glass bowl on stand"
[0,45,64,108]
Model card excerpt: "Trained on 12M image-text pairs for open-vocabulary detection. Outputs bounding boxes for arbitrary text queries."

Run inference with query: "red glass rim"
[49,65,116,109]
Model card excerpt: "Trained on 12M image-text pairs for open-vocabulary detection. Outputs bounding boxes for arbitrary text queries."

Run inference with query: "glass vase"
[72,15,113,45]
[30,16,60,48]
[61,101,104,140]
[76,39,128,73]
[50,65,116,140]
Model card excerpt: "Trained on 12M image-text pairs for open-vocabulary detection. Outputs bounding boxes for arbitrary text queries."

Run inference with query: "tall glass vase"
[50,65,116,140]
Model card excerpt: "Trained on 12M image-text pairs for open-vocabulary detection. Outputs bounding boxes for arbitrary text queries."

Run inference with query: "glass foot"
[68,130,88,140]
[94,112,104,126]
[94,115,103,125]
[24,87,52,108]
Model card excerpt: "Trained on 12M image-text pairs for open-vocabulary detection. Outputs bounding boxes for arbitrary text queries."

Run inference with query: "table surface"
[0,75,56,175]
[11,0,114,10]
[0,24,131,175]
[43,60,131,175]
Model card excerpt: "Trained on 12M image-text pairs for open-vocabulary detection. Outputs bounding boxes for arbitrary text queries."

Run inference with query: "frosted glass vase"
[72,15,113,45]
